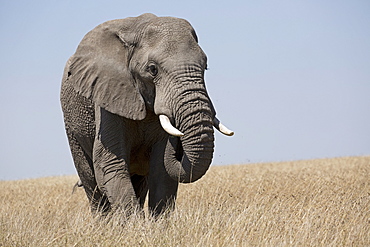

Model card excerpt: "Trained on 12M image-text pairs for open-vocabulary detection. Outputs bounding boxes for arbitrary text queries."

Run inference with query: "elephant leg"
[66,130,110,213]
[131,174,149,209]
[93,140,139,215]
[92,107,141,215]
[148,141,179,216]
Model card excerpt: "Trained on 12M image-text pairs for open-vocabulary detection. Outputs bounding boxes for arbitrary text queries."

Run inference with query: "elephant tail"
[72,179,83,194]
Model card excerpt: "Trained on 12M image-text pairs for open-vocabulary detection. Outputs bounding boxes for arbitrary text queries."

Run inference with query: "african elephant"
[60,13,233,216]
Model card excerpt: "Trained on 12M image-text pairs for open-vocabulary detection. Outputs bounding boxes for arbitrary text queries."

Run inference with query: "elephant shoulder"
[61,63,95,139]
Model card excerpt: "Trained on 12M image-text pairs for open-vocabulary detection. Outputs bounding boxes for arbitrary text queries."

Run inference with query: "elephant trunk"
[163,69,215,183]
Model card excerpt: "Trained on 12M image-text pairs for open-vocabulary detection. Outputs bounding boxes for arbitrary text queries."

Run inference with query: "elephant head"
[68,13,233,183]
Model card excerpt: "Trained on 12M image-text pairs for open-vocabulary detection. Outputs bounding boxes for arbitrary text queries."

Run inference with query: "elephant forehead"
[151,17,193,32]
[143,18,196,44]
[143,22,201,58]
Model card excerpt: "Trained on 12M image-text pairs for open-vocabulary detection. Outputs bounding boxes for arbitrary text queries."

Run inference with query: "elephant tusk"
[159,115,184,137]
[213,117,234,136]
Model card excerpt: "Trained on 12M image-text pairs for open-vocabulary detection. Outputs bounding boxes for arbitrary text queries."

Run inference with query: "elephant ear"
[68,13,157,120]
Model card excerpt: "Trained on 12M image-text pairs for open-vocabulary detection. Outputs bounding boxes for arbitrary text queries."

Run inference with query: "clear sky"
[1,1,369,180]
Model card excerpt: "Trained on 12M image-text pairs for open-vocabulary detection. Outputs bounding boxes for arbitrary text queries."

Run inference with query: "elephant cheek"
[153,95,172,118]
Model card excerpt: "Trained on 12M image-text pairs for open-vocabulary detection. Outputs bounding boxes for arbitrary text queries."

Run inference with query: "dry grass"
[1,156,369,246]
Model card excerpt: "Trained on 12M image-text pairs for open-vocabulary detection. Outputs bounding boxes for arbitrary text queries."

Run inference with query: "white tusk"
[159,115,184,137]
[213,117,234,136]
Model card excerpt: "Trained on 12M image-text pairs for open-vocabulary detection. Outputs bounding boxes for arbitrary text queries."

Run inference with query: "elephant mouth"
[173,136,184,162]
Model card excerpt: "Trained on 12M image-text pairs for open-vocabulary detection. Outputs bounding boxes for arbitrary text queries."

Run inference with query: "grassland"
[1,156,369,246]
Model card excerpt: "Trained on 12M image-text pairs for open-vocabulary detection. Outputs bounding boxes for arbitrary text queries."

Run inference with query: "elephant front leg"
[93,107,139,215]
[148,140,179,216]
[93,142,139,214]
[131,174,149,209]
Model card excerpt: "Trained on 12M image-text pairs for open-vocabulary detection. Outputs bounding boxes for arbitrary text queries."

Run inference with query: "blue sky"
[1,0,369,180]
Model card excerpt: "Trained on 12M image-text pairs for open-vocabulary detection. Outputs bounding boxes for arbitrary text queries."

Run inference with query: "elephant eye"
[148,64,158,76]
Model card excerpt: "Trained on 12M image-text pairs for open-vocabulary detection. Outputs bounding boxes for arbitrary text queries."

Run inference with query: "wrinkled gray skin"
[61,13,224,216]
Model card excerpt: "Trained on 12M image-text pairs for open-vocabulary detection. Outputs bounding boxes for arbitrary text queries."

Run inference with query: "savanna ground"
[1,156,369,246]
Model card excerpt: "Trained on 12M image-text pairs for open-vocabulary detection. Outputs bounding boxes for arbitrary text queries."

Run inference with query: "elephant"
[60,13,233,217]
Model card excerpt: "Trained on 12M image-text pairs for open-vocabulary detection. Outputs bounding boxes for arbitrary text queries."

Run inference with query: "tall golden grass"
[1,156,369,246]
